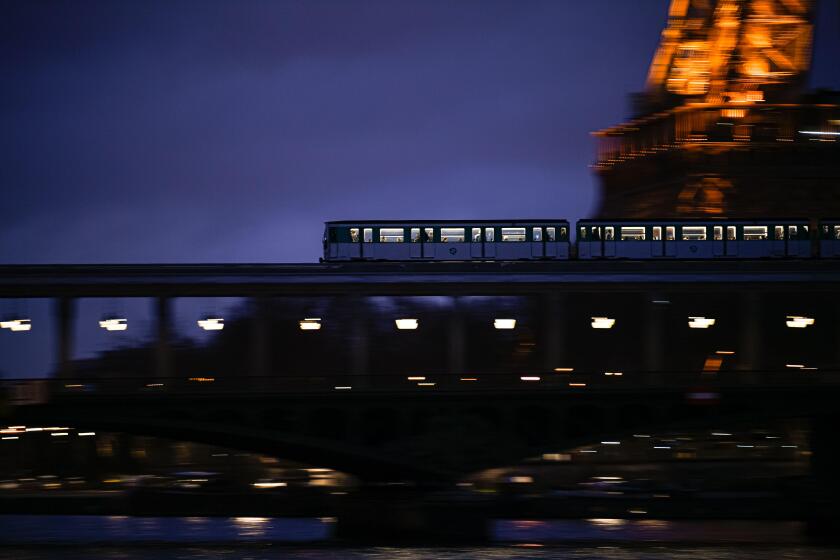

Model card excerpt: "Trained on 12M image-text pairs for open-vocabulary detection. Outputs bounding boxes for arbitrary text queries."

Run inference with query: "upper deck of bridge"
[1,260,839,297]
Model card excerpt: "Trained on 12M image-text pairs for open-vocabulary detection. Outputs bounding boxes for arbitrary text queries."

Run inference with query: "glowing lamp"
[197,317,224,331]
[0,319,31,332]
[493,319,516,330]
[299,318,321,330]
[688,316,715,329]
[395,318,418,330]
[99,318,127,331]
[591,317,615,329]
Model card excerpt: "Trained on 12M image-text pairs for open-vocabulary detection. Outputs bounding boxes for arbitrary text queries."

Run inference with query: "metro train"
[323,219,840,261]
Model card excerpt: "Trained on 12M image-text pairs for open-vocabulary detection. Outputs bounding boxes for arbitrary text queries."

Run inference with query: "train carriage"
[820,219,840,258]
[323,220,571,261]
[576,219,811,260]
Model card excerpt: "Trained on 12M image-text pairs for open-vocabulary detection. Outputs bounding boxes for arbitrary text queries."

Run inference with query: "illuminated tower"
[593,0,840,218]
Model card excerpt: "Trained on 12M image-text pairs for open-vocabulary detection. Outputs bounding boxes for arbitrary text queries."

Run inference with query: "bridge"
[1,261,839,477]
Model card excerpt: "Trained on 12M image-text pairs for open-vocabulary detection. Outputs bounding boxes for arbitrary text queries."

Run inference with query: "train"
[323,219,840,261]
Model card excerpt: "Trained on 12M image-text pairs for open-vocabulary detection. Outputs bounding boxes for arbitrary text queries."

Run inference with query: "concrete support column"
[154,297,172,379]
[350,296,369,388]
[54,297,75,378]
[542,292,566,371]
[738,291,762,374]
[448,297,465,376]
[250,297,269,379]
[644,294,665,374]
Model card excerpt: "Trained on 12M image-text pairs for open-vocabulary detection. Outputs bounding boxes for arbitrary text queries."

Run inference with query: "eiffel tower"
[594,0,840,218]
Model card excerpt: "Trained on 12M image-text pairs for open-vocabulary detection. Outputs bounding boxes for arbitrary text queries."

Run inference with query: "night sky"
[3,0,839,264]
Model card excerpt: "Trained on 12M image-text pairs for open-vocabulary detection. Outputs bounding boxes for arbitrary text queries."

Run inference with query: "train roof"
[577,218,812,224]
[325,219,570,226]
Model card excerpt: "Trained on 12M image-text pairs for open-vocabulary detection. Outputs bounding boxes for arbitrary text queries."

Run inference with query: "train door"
[422,227,435,258]
[471,227,482,258]
[772,225,785,257]
[484,228,496,258]
[410,228,422,258]
[651,226,664,257]
[361,228,375,259]
[664,226,677,257]
[531,227,544,258]
[713,226,724,256]
[545,227,558,258]
[725,226,738,256]
[590,226,603,257]
[603,226,616,257]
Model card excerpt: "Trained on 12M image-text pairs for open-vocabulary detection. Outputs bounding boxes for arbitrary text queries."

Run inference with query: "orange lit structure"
[594,0,840,218]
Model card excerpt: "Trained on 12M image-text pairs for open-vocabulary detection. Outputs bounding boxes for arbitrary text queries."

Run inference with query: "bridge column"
[249,297,269,378]
[738,292,762,378]
[644,293,665,375]
[350,296,370,388]
[54,297,75,377]
[542,292,566,371]
[448,297,465,376]
[154,297,173,380]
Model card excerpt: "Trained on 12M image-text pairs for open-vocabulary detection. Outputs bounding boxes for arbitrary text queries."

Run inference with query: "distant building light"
[688,316,715,329]
[395,318,419,330]
[737,445,754,448]
[799,130,840,136]
[711,432,732,436]
[715,350,735,355]
[417,382,435,387]
[604,371,623,376]
[509,476,533,484]
[0,319,31,332]
[99,318,127,331]
[591,317,615,329]
[145,383,164,388]
[601,441,620,445]
[188,377,215,383]
[554,367,574,373]
[579,449,597,453]
[299,318,321,331]
[407,376,426,381]
[802,367,818,371]
[78,432,96,437]
[786,364,805,368]
[542,453,571,462]
[520,376,541,382]
[334,386,352,390]
[197,317,224,331]
[653,446,671,449]
[569,382,587,387]
[2,436,19,441]
[652,299,670,304]
[252,481,287,489]
[460,377,478,382]
[786,316,814,328]
[494,319,516,330]
[633,434,651,438]
[51,432,69,437]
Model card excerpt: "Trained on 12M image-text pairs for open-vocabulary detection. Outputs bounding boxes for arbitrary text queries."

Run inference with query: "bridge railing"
[4,368,839,402]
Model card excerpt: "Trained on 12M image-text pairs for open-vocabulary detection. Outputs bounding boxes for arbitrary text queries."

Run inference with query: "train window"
[441,228,465,243]
[666,226,675,241]
[774,226,784,240]
[411,228,421,243]
[424,227,434,242]
[788,225,796,239]
[350,228,360,243]
[363,228,373,243]
[727,226,736,241]
[560,226,567,240]
[380,228,404,243]
[605,227,614,240]
[533,227,543,242]
[835,226,840,240]
[485,228,495,242]
[580,227,587,240]
[472,228,481,242]
[714,226,723,241]
[682,226,707,240]
[620,226,645,240]
[743,226,768,240]
[652,226,662,241]
[502,227,526,242]
[546,227,556,242]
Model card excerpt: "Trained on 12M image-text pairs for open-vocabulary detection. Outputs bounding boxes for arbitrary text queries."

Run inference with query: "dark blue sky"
[2,0,838,264]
